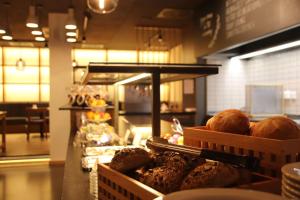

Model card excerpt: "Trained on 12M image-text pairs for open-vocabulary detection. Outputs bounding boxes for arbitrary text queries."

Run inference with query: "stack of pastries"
[206,109,300,140]
[109,148,241,194]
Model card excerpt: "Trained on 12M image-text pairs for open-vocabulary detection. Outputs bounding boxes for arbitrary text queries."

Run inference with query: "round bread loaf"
[251,116,300,140]
[140,166,185,194]
[180,161,239,190]
[109,148,151,172]
[206,109,250,134]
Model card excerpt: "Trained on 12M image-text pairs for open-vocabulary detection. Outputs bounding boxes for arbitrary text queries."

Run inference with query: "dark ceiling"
[0,0,207,49]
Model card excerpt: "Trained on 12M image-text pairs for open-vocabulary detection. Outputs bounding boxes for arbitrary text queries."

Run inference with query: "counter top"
[61,132,94,200]
[59,105,114,111]
[118,110,195,115]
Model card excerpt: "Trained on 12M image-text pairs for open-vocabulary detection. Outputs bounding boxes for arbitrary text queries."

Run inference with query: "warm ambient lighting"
[66,31,77,37]
[16,58,25,71]
[26,5,39,28]
[35,36,45,41]
[72,59,77,67]
[0,29,5,34]
[87,0,119,14]
[65,8,77,30]
[2,35,12,40]
[31,29,43,35]
[67,37,76,43]
[114,73,151,85]
[233,40,300,60]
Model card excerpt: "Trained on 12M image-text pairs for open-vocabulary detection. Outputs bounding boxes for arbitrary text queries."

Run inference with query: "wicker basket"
[98,163,278,200]
[184,126,300,177]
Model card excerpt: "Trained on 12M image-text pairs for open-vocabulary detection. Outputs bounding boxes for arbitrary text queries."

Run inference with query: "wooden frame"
[184,126,300,177]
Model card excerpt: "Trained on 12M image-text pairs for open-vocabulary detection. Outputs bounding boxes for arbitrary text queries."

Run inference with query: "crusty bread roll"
[251,116,300,140]
[180,161,240,190]
[206,109,250,135]
[110,148,151,172]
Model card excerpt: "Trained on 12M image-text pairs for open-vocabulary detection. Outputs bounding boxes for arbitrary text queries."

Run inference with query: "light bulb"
[87,0,119,14]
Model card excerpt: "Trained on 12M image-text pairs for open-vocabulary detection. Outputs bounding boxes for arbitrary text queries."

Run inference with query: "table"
[0,111,7,152]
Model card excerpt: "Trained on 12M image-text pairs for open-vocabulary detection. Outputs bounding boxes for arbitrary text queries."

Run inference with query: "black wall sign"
[195,0,300,57]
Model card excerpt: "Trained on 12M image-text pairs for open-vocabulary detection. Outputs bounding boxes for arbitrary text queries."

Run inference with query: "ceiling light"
[26,6,39,28]
[0,29,5,34]
[115,73,151,85]
[233,40,300,60]
[67,37,76,43]
[87,0,119,14]
[2,35,12,40]
[16,58,25,71]
[32,29,43,35]
[35,36,45,41]
[66,31,77,37]
[65,8,77,30]
[72,59,77,67]
[2,28,12,40]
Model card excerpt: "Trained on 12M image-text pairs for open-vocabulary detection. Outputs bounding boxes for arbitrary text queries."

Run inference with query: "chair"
[25,107,49,140]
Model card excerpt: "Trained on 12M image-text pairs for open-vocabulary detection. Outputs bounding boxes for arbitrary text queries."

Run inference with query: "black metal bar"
[152,71,160,137]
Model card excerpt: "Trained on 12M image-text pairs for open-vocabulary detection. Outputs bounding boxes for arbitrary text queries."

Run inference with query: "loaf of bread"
[206,109,250,135]
[180,161,240,190]
[109,148,151,172]
[251,116,300,140]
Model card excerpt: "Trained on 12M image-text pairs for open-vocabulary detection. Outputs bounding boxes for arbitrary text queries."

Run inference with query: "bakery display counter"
[61,132,95,200]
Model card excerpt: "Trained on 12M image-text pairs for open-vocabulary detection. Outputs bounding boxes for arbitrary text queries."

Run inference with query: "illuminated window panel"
[40,48,49,66]
[73,49,106,66]
[41,67,50,84]
[41,84,49,102]
[4,47,39,66]
[4,66,39,84]
[0,67,2,83]
[0,47,2,65]
[107,50,137,63]
[0,86,3,102]
[4,84,39,102]
[139,51,169,63]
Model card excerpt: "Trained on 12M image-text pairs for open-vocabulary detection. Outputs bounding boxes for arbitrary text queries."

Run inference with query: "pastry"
[109,148,151,172]
[180,161,239,190]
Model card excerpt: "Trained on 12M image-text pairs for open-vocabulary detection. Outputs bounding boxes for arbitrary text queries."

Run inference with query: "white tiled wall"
[207,47,300,114]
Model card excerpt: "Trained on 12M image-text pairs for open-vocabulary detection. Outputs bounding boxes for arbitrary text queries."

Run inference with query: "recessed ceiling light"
[2,35,13,40]
[66,31,77,37]
[35,36,45,41]
[0,29,6,34]
[66,37,76,43]
[32,30,43,35]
